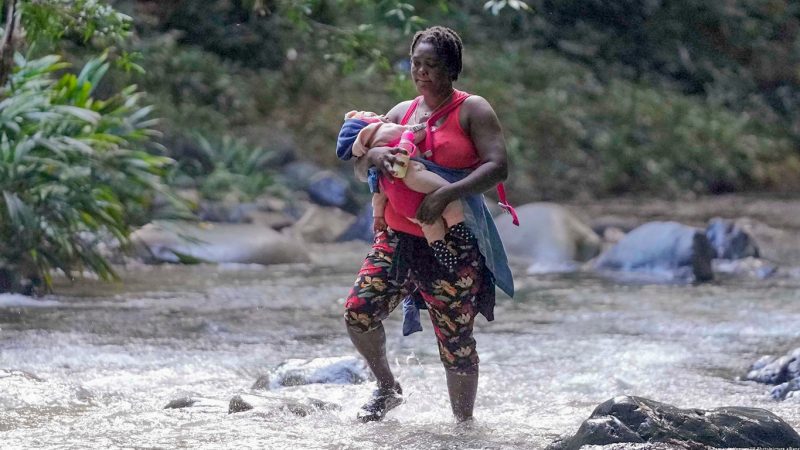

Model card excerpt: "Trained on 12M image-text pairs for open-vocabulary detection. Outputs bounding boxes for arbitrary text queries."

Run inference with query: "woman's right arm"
[353,101,413,180]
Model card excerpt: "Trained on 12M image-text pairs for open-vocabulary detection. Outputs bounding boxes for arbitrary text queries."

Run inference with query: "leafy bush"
[177,133,280,202]
[463,45,797,199]
[0,53,172,292]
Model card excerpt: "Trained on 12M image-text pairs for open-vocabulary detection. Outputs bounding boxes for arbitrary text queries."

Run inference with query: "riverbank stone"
[496,202,601,271]
[547,396,800,450]
[706,217,760,259]
[131,221,310,265]
[164,397,197,409]
[594,221,715,282]
[338,203,374,243]
[290,205,357,243]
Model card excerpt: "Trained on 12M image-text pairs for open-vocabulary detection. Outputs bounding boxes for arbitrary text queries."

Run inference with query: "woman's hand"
[416,186,455,224]
[367,146,407,177]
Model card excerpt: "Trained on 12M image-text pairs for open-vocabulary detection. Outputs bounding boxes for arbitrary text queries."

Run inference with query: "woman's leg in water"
[415,222,485,421]
[344,231,405,391]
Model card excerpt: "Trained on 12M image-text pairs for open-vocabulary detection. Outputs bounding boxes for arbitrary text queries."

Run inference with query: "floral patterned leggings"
[344,223,488,374]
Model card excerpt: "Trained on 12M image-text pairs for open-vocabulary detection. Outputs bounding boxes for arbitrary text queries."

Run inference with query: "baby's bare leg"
[404,163,464,227]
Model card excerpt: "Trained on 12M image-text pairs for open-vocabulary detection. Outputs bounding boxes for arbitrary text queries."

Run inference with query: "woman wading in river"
[343,26,515,422]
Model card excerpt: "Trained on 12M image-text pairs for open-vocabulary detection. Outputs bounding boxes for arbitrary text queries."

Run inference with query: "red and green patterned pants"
[344,223,488,373]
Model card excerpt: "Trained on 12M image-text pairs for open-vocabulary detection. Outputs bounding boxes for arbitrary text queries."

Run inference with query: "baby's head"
[344,110,386,122]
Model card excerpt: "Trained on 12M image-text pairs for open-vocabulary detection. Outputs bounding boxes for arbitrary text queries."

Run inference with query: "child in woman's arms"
[337,110,464,246]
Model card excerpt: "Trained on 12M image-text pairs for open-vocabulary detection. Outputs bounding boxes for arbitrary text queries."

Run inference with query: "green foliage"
[180,134,279,202]
[106,0,800,203]
[19,0,132,49]
[0,53,171,292]
[465,45,797,199]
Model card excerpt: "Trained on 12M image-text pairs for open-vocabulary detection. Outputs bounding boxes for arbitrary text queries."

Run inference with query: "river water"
[2,201,800,449]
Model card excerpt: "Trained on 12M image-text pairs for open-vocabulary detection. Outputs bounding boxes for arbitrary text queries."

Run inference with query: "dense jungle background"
[1,0,800,290]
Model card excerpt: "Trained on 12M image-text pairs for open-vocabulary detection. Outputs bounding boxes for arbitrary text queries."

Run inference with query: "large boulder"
[131,221,310,265]
[706,217,760,259]
[338,203,375,243]
[547,396,800,450]
[496,203,601,272]
[289,205,357,243]
[594,221,715,282]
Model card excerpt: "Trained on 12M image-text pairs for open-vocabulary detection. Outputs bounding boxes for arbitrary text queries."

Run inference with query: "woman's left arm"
[415,96,508,224]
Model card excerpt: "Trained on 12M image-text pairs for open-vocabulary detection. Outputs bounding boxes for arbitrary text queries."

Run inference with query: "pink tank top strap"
[400,97,422,126]
[425,91,470,152]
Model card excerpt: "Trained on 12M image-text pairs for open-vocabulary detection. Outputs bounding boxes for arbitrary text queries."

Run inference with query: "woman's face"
[410,41,452,95]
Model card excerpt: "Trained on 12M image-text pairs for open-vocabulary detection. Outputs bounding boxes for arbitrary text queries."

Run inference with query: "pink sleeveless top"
[383,90,481,237]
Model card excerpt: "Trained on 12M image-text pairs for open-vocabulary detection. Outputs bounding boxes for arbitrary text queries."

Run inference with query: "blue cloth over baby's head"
[336,118,368,161]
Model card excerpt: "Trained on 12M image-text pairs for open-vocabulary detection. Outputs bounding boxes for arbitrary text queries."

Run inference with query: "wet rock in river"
[746,348,800,385]
[164,397,197,409]
[712,257,778,279]
[496,203,601,272]
[251,374,271,391]
[131,221,310,265]
[746,348,800,400]
[706,217,760,259]
[228,395,254,414]
[282,398,341,417]
[594,221,715,282]
[770,378,800,401]
[228,393,340,417]
[266,356,370,389]
[547,396,800,450]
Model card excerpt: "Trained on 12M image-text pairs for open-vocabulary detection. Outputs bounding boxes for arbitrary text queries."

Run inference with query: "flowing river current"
[2,219,800,448]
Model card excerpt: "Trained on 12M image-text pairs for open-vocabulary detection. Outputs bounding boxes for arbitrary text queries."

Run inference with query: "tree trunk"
[0,0,19,88]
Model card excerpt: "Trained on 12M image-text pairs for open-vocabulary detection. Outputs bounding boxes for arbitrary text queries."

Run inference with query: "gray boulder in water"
[746,348,800,400]
[131,221,310,265]
[594,221,715,282]
[547,396,800,450]
[496,203,601,271]
[264,356,370,389]
[706,217,760,259]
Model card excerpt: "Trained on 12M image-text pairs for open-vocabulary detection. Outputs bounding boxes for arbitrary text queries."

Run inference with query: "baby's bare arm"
[402,162,450,194]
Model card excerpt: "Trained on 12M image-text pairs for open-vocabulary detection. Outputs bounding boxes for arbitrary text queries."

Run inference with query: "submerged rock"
[496,203,601,271]
[712,257,778,279]
[228,395,254,414]
[547,396,800,450]
[131,221,310,265]
[228,393,340,417]
[746,348,800,400]
[706,217,760,259]
[746,348,800,385]
[164,397,197,409]
[282,398,341,417]
[594,221,715,282]
[265,356,370,389]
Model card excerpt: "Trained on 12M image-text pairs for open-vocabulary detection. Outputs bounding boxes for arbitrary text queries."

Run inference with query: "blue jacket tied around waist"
[401,158,514,336]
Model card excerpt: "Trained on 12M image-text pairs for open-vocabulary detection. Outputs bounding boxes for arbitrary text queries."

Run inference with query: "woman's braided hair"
[410,26,463,81]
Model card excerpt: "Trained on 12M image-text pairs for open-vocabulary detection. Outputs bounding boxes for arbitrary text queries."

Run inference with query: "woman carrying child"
[343,25,515,423]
